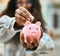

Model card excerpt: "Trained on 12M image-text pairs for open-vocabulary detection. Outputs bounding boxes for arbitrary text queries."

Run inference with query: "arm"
[40,33,55,50]
[0,7,34,43]
[34,32,55,53]
[0,15,21,43]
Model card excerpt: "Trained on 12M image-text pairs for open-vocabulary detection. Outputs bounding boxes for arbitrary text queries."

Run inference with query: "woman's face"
[16,0,32,11]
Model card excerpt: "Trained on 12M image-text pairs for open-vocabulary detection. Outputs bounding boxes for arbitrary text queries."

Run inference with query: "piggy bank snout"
[31,31,36,34]
[30,30,37,34]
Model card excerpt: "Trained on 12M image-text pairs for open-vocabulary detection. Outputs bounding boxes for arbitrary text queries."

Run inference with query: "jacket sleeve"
[40,33,55,49]
[0,15,20,43]
[35,33,55,53]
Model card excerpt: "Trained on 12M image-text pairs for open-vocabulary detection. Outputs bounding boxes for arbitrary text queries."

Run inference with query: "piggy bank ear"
[35,21,41,27]
[24,21,31,26]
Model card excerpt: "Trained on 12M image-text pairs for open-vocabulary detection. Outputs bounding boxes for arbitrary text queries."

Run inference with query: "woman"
[0,0,55,56]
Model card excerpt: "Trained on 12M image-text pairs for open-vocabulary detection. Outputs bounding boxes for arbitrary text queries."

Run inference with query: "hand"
[15,7,34,26]
[20,33,39,49]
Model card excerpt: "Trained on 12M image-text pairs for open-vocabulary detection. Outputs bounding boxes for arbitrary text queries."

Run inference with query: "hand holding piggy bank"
[20,21,42,50]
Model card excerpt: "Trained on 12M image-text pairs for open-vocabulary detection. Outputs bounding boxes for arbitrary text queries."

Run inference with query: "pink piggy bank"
[20,21,42,48]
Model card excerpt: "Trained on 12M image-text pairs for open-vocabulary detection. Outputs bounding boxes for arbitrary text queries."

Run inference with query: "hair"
[1,0,46,32]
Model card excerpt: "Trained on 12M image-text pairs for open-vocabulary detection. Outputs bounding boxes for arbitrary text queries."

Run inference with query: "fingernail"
[30,16,34,20]
[27,18,30,20]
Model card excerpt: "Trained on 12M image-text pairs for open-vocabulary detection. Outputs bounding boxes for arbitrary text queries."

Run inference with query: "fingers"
[26,36,34,48]
[34,37,39,47]
[15,13,26,25]
[26,36,39,49]
[40,27,43,38]
[15,7,34,26]
[26,36,31,48]
[40,27,43,33]
[19,7,34,21]
[20,33,39,49]
[20,33,27,48]
[15,9,29,20]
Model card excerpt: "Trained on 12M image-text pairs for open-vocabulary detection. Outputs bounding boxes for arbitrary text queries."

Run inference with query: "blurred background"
[0,0,60,56]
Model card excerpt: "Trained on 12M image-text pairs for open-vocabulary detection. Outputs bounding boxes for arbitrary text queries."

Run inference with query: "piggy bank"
[20,21,42,50]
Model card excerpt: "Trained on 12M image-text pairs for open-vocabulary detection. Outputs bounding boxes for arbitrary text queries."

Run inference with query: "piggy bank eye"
[29,27,31,29]
[36,28,38,30]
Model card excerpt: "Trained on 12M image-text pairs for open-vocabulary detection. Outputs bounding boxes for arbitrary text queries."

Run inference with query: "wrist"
[14,22,24,30]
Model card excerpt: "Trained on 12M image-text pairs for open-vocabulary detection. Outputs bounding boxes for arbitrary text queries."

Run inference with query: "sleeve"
[34,32,55,53]
[45,34,55,49]
[0,15,21,43]
[40,33,55,49]
[33,33,49,53]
